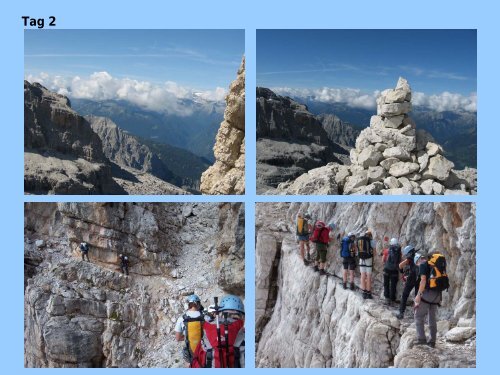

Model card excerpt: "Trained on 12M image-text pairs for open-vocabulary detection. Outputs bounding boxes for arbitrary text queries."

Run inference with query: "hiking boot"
[366,292,373,299]
[319,269,326,275]
[313,266,319,272]
[414,339,427,346]
[350,282,355,291]
[384,298,391,305]
[305,253,311,261]
[427,341,436,348]
[303,259,308,265]
[343,282,347,290]
[394,312,404,319]
[362,290,367,299]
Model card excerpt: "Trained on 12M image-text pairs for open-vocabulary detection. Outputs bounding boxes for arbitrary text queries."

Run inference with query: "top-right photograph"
[256,29,477,195]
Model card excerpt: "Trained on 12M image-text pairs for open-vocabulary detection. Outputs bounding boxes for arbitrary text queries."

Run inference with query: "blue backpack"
[340,236,353,258]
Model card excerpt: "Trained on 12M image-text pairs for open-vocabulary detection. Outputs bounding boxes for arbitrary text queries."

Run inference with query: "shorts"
[298,234,310,241]
[359,257,373,274]
[342,257,356,270]
[315,243,327,263]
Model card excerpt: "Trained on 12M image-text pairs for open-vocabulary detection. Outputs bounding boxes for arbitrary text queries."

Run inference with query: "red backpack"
[191,319,244,368]
[310,221,329,245]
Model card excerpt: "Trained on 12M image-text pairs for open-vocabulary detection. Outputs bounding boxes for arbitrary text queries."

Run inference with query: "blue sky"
[257,30,476,96]
[25,29,244,90]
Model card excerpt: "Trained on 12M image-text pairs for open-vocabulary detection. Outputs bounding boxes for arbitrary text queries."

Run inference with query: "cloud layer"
[271,87,477,113]
[26,72,227,115]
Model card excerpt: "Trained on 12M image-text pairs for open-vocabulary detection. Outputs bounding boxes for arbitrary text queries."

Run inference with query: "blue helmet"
[403,245,415,257]
[187,294,200,303]
[219,295,245,314]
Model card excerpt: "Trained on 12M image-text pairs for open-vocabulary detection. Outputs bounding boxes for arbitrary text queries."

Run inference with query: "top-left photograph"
[24,30,245,195]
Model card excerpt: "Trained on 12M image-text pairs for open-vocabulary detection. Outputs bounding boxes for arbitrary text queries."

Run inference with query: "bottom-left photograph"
[24,202,245,368]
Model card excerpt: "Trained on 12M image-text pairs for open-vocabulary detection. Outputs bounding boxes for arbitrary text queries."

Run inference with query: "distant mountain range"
[297,99,477,169]
[24,81,219,194]
[72,98,224,162]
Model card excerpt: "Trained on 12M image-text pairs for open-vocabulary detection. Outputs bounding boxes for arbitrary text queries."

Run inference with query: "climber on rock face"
[414,252,448,348]
[191,295,245,368]
[175,294,205,367]
[383,238,402,305]
[358,231,376,299]
[79,242,90,262]
[118,254,129,275]
[340,232,357,290]
[395,245,419,319]
[296,212,312,264]
[310,221,333,275]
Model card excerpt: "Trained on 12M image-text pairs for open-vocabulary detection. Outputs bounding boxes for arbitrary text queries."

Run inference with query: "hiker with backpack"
[414,252,449,348]
[191,295,245,368]
[395,245,419,319]
[310,221,334,275]
[118,254,129,275]
[357,231,376,299]
[79,242,90,262]
[296,212,313,265]
[382,238,402,305]
[175,294,205,367]
[340,232,357,290]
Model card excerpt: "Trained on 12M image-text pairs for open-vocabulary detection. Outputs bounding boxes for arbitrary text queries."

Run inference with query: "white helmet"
[347,232,354,237]
[390,238,398,246]
[124,256,128,260]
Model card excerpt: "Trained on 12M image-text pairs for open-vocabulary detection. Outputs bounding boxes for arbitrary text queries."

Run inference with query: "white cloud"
[272,87,477,113]
[25,71,227,116]
[412,91,477,112]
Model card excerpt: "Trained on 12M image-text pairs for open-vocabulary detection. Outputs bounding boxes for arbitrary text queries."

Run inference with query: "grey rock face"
[256,202,476,368]
[24,81,123,195]
[24,202,244,368]
[317,113,360,147]
[256,88,350,193]
[201,57,245,195]
[24,81,189,195]
[87,116,176,182]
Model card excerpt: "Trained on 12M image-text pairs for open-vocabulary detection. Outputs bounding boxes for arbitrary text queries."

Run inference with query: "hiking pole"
[214,297,225,368]
[223,312,230,367]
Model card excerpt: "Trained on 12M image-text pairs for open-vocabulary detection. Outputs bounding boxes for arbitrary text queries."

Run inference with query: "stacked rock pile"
[337,77,476,195]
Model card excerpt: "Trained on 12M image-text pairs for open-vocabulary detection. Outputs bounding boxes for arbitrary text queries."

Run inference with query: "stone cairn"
[338,77,475,195]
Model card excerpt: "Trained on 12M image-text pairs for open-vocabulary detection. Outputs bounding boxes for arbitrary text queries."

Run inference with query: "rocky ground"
[255,202,476,368]
[24,202,244,368]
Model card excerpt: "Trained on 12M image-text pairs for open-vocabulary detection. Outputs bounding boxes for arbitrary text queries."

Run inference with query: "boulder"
[357,147,383,168]
[420,179,434,195]
[417,151,429,172]
[380,157,400,171]
[432,181,445,195]
[389,162,420,178]
[367,166,386,183]
[377,102,412,117]
[383,176,401,189]
[343,172,369,194]
[383,146,411,161]
[426,142,443,157]
[445,327,476,343]
[384,115,405,128]
[422,155,454,181]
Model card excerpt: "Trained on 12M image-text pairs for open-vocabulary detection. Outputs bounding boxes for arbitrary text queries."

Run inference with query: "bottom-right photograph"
[255,202,476,368]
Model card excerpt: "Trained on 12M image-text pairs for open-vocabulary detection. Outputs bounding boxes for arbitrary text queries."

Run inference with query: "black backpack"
[384,245,401,271]
[357,236,373,259]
